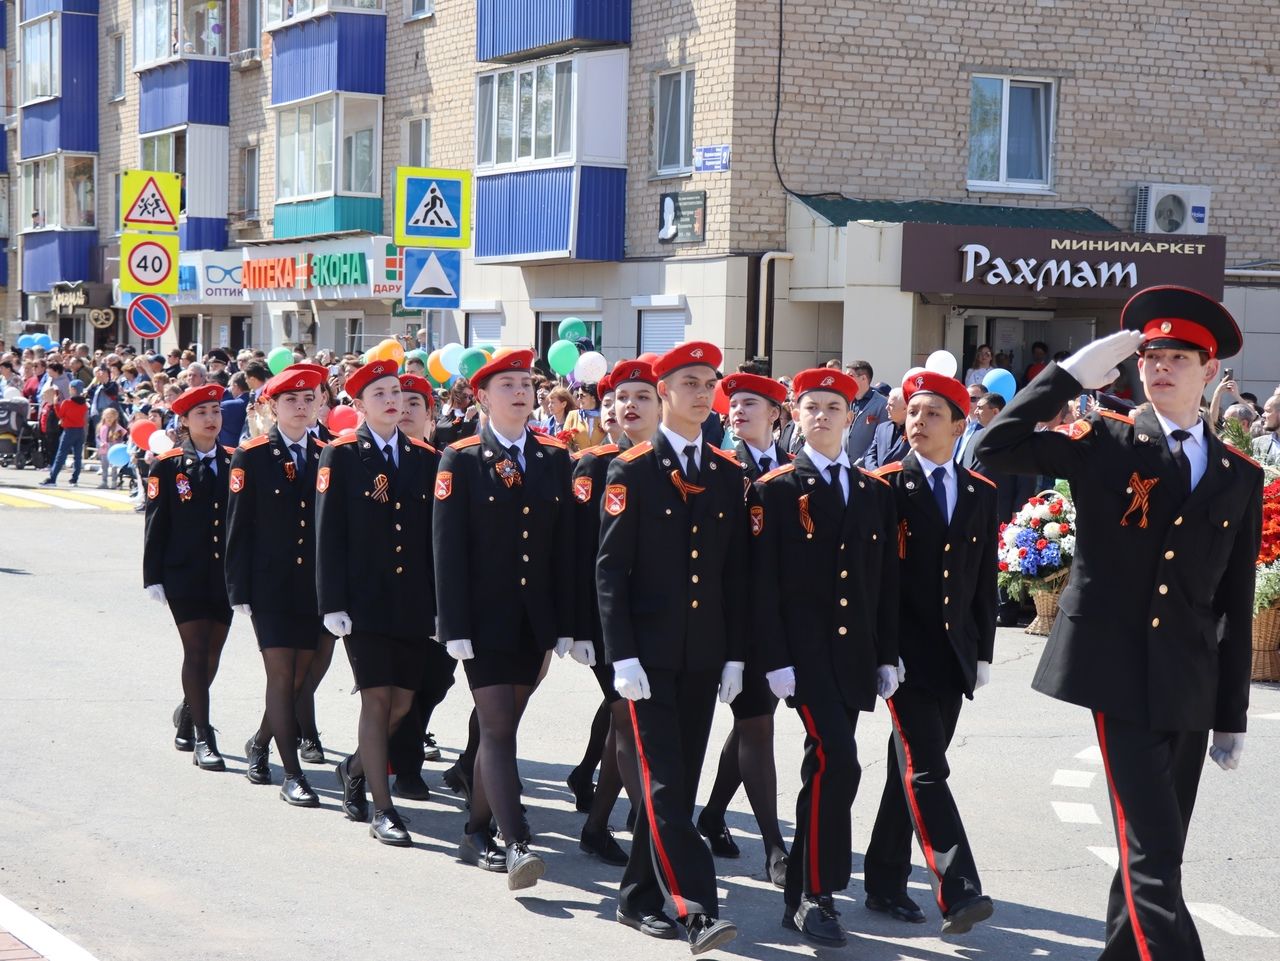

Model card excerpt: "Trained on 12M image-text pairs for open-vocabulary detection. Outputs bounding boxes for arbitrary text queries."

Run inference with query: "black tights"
[468,684,534,843]
[177,619,230,735]
[574,699,612,778]
[703,714,786,856]
[294,634,335,741]
[347,685,414,810]
[253,648,315,776]
[583,700,641,835]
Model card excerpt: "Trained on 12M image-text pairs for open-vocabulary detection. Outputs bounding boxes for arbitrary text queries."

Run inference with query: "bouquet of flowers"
[555,428,575,445]
[1251,477,1280,614]
[997,490,1077,601]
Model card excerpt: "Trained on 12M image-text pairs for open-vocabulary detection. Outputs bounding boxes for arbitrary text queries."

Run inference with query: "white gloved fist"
[613,657,651,701]
[446,639,475,661]
[975,660,991,690]
[766,666,796,700]
[570,641,596,666]
[896,657,907,684]
[876,664,900,700]
[554,636,573,658]
[322,611,352,637]
[719,661,745,704]
[232,603,252,617]
[1209,731,1244,771]
[145,584,167,604]
[1059,330,1143,390]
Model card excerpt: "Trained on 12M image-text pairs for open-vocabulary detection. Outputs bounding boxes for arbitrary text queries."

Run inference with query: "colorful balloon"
[926,350,958,378]
[129,420,158,449]
[982,368,1017,401]
[16,335,36,349]
[107,443,131,468]
[457,347,489,380]
[427,349,449,383]
[557,317,588,342]
[547,339,580,376]
[328,404,360,432]
[148,432,175,455]
[267,346,293,375]
[574,351,608,383]
[440,343,465,376]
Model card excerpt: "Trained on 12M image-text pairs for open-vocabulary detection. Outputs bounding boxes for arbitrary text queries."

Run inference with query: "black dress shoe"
[793,895,846,946]
[566,766,596,813]
[579,826,628,866]
[245,738,271,785]
[192,730,226,771]
[941,894,994,935]
[423,732,441,762]
[280,772,320,807]
[505,840,545,890]
[392,772,432,800]
[616,907,679,940]
[865,891,926,924]
[336,757,369,822]
[172,701,194,752]
[442,764,472,804]
[370,807,412,846]
[696,811,740,858]
[767,849,789,888]
[298,736,326,765]
[684,914,738,955]
[458,828,506,871]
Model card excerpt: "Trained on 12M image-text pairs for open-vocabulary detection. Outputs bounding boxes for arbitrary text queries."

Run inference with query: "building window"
[242,146,259,219]
[111,172,123,233]
[140,129,188,214]
[655,68,694,176]
[242,0,261,50]
[404,117,430,167]
[21,154,97,230]
[536,314,601,361]
[179,0,228,57]
[0,179,10,239]
[276,95,380,201]
[343,316,364,355]
[967,75,1054,189]
[265,0,383,29]
[110,34,126,100]
[340,97,380,194]
[405,0,432,19]
[20,15,61,103]
[134,0,170,67]
[475,58,573,167]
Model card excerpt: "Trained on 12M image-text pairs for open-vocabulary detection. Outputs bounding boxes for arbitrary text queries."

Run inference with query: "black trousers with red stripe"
[864,683,981,915]
[1094,712,1208,961]
[622,668,721,921]
[784,694,860,911]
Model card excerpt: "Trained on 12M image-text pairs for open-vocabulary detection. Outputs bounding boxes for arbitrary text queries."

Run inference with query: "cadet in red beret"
[143,383,236,771]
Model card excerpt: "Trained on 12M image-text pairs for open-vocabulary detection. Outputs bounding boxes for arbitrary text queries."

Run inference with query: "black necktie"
[758,454,772,475]
[1171,429,1193,491]
[201,455,217,477]
[382,443,397,476]
[289,443,305,475]
[827,464,845,504]
[508,443,524,472]
[931,466,948,521]
[683,444,700,485]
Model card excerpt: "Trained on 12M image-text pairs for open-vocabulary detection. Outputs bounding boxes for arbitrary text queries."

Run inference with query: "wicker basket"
[1252,603,1280,681]
[1025,568,1070,636]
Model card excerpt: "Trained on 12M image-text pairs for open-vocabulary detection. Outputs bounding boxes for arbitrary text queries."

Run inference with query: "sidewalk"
[0,928,48,961]
[0,895,98,961]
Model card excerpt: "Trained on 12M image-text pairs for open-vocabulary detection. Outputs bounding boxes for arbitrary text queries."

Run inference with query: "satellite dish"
[1153,193,1186,233]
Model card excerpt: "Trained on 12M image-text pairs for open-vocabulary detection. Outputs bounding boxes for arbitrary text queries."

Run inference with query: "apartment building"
[5,1,1280,395]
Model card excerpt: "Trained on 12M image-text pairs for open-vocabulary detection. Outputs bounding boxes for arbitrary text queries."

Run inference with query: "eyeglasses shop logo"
[204,263,243,297]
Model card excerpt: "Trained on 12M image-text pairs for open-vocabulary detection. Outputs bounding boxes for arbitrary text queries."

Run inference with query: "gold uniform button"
[296,557,303,565]
[1174,516,1183,526]
[692,575,699,584]
[297,538,304,546]
[840,570,848,579]
[943,570,950,579]
[691,550,699,559]
[522,531,529,539]
[1164,550,1175,560]
[395,546,402,553]
[944,543,951,552]
[522,554,530,562]
[840,598,848,607]
[840,543,846,550]
[300,520,306,528]
[214,552,220,559]
[1159,584,1168,595]
[665,509,673,515]
[871,533,877,541]
[212,535,219,543]
[691,600,699,609]
[1151,617,1160,628]
[395,524,402,531]
[396,566,404,574]
[395,502,401,509]
[300,501,306,509]
[838,626,848,636]
[523,506,531,515]
[213,519,220,527]
[945,622,950,630]
[692,526,699,534]
[520,577,527,586]
[944,596,950,604]
[214,502,220,509]
[1222,520,1229,528]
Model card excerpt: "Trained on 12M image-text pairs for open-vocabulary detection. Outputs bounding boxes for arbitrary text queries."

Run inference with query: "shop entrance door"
[962,310,1092,386]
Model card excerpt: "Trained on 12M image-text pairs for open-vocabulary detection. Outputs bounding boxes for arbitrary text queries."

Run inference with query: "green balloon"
[548,339,580,375]
[557,317,588,342]
[478,344,497,355]
[457,347,489,380]
[267,346,293,375]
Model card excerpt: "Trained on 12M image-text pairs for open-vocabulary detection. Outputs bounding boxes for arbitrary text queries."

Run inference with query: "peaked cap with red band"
[471,348,534,389]
[285,363,330,379]
[399,374,436,407]
[653,341,722,379]
[1122,284,1241,359]
[722,372,787,406]
[172,384,225,416]
[792,368,857,404]
[345,359,401,398]
[264,367,323,398]
[902,369,969,417]
[609,359,658,389]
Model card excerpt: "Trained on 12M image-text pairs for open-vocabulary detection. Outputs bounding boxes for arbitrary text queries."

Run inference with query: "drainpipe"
[1224,269,1280,279]
[757,251,794,366]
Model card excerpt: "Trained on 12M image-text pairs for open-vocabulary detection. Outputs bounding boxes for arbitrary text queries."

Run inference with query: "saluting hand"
[1209,731,1245,771]
[1060,330,1143,390]
[613,658,651,700]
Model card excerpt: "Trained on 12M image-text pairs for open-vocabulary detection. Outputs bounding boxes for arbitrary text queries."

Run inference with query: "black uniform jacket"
[143,439,233,601]
[597,431,750,671]
[572,438,628,650]
[734,439,791,481]
[225,427,325,613]
[975,362,1262,732]
[315,424,439,637]
[751,453,900,711]
[875,452,997,698]
[433,424,574,653]
[433,410,479,448]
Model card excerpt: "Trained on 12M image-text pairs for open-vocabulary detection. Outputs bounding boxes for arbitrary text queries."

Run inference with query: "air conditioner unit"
[1134,183,1211,235]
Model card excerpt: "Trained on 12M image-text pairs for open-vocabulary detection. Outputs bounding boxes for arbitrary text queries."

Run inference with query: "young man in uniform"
[752,367,900,947]
[864,370,997,934]
[974,286,1261,961]
[596,342,747,955]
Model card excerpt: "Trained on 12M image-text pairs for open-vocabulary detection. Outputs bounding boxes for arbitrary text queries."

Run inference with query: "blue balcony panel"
[0,128,7,176]
[273,197,383,238]
[139,60,231,133]
[23,231,96,292]
[575,166,626,261]
[180,218,229,252]
[0,253,8,289]
[271,14,386,104]
[477,0,630,63]
[476,165,624,261]
[19,13,98,158]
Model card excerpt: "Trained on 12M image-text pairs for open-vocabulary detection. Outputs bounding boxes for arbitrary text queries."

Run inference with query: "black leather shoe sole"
[174,736,195,752]
[616,909,679,940]
[579,831,628,866]
[865,893,926,924]
[942,895,994,935]
[298,741,326,764]
[688,919,738,955]
[506,850,545,890]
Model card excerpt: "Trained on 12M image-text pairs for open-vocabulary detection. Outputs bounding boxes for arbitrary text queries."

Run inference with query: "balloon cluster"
[904,350,1017,402]
[546,317,606,382]
[15,334,56,351]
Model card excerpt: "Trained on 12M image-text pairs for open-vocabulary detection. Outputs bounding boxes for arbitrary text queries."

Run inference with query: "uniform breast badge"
[175,473,193,502]
[496,459,522,488]
[1120,472,1159,528]
[750,505,765,536]
[230,468,245,493]
[573,476,593,503]
[669,470,706,503]
[284,460,296,482]
[371,473,390,503]
[605,484,627,516]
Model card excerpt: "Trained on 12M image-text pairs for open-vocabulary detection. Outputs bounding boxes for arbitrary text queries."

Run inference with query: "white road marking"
[1074,745,1103,764]
[1052,769,1097,788]
[991,927,1106,950]
[1187,903,1279,938]
[0,892,101,961]
[1087,845,1119,868]
[1250,711,1280,721]
[0,488,95,509]
[1051,801,1101,824]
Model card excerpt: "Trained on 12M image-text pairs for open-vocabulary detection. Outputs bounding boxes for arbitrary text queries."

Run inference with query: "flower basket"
[1252,602,1280,681]
[997,491,1076,632]
[1025,567,1070,636]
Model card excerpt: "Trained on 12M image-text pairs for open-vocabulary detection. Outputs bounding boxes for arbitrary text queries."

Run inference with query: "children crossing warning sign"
[394,167,471,249]
[121,170,181,231]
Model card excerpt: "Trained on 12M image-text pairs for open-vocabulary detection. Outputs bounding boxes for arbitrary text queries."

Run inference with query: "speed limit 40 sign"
[120,231,179,294]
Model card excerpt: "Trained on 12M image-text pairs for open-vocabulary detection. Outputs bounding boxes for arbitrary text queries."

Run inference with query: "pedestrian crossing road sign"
[121,170,181,231]
[395,167,472,249]
[401,248,461,309]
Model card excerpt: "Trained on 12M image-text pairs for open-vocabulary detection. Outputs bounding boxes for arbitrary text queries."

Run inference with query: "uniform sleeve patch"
[750,504,765,536]
[435,471,453,500]
[317,467,331,493]
[229,468,245,493]
[573,475,593,503]
[1053,419,1092,441]
[605,484,627,515]
[147,476,160,500]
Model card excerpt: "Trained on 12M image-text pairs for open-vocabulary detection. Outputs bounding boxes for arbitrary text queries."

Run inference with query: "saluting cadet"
[864,370,997,934]
[316,359,438,847]
[974,286,1261,961]
[696,371,790,886]
[143,384,235,770]
[751,367,899,947]
[597,341,746,955]
[225,366,326,807]
[433,349,575,891]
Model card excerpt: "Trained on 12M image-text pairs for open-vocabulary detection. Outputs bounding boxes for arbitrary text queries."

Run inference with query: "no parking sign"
[127,295,172,339]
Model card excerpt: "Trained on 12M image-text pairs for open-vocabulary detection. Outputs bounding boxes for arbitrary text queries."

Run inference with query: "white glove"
[975,661,991,690]
[1209,731,1244,771]
[446,639,475,661]
[554,636,573,658]
[1059,330,1143,390]
[145,584,166,604]
[719,661,745,704]
[232,604,252,617]
[322,611,352,637]
[876,664,900,700]
[570,641,596,666]
[613,657,651,701]
[766,666,796,700]
[896,657,906,683]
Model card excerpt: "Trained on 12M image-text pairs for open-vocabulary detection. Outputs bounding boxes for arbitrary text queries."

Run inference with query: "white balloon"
[3,387,23,401]
[148,432,175,454]
[574,351,609,383]
[925,350,958,378]
[903,366,926,381]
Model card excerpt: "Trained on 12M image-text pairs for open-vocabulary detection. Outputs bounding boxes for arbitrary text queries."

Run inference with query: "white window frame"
[109,33,126,100]
[20,152,98,232]
[0,178,11,239]
[240,0,261,52]
[111,172,123,236]
[475,56,575,170]
[134,0,171,69]
[264,0,384,31]
[966,74,1055,193]
[273,93,382,203]
[403,117,430,167]
[20,14,61,105]
[404,0,433,21]
[177,0,230,59]
[242,146,259,220]
[654,67,694,177]
[139,126,188,216]
[339,96,382,196]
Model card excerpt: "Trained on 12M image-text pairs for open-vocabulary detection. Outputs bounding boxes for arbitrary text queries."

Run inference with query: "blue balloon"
[107,443,131,468]
[37,335,56,349]
[16,335,36,349]
[982,368,1017,401]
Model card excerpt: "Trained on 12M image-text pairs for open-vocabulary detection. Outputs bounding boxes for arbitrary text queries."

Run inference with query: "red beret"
[172,384,224,416]
[1122,285,1241,359]
[653,341,722,379]
[285,363,331,379]
[263,367,323,398]
[345,359,401,398]
[597,372,614,396]
[902,370,969,416]
[722,372,786,406]
[399,374,436,406]
[792,368,857,404]
[472,348,534,388]
[609,359,658,389]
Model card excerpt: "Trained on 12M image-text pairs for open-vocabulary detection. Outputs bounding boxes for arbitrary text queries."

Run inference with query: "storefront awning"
[798,195,1118,233]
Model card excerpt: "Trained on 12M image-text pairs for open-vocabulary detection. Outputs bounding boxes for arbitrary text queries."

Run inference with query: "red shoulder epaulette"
[759,464,795,483]
[241,435,270,450]
[450,435,483,450]
[874,462,905,478]
[1225,444,1262,470]
[858,467,889,486]
[1099,410,1135,426]
[533,433,568,450]
[331,434,359,447]
[619,441,652,462]
[709,446,743,466]
[408,437,438,453]
[967,469,997,490]
[314,439,328,448]
[157,448,183,460]
[223,445,236,456]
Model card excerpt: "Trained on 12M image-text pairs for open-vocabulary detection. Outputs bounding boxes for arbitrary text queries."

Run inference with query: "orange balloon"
[366,338,405,369]
[427,349,450,383]
[492,346,516,360]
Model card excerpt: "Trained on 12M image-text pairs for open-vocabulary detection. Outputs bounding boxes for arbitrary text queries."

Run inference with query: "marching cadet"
[751,367,900,947]
[864,370,997,934]
[974,286,1261,961]
[597,341,747,955]
[316,359,438,847]
[143,384,235,771]
[696,372,790,886]
[433,349,575,891]
[225,366,326,807]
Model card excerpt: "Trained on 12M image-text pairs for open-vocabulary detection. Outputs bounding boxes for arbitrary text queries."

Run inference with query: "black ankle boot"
[192,728,226,771]
[172,701,194,752]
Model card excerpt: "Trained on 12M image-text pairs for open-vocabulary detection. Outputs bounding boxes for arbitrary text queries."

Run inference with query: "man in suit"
[953,383,987,461]
[865,371,997,934]
[843,360,889,463]
[859,388,909,469]
[974,286,1261,961]
[597,341,747,955]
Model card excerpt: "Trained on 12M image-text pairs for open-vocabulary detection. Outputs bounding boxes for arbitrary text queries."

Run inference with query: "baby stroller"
[0,399,37,469]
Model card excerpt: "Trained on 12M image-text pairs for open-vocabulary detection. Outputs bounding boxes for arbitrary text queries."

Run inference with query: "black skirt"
[344,630,427,690]
[729,662,779,720]
[168,597,233,627]
[590,658,622,705]
[251,611,323,651]
[463,646,545,690]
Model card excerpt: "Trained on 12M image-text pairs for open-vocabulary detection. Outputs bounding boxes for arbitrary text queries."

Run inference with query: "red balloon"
[327,405,360,432]
[712,380,730,417]
[129,420,158,449]
[637,352,660,366]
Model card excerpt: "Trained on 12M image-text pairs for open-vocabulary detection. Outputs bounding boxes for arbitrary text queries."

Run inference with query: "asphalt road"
[1,474,1277,961]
